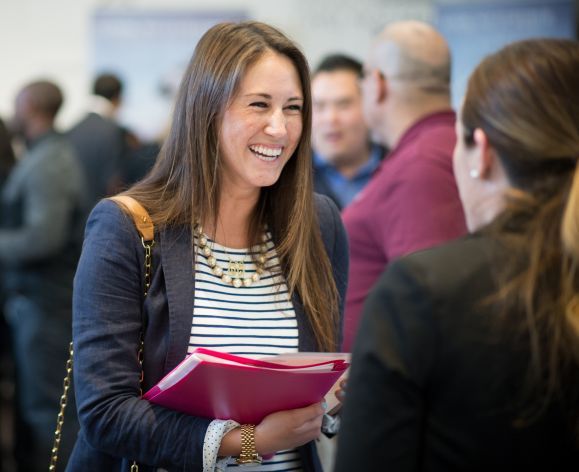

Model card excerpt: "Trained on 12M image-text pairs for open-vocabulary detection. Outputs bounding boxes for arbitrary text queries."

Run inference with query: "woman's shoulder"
[384,233,498,299]
[312,193,348,277]
[89,197,132,223]
[84,198,144,244]
[314,192,340,228]
[404,232,490,261]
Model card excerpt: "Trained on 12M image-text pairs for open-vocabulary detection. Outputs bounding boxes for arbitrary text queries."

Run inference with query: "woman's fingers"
[335,378,348,402]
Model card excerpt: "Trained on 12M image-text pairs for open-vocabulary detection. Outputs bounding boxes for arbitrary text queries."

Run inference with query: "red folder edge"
[191,347,348,370]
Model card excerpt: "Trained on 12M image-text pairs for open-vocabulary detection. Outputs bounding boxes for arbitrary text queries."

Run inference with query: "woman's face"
[218,50,304,196]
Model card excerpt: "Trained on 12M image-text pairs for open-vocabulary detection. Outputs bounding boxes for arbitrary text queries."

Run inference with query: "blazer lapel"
[160,225,195,372]
[293,291,317,352]
[160,223,319,367]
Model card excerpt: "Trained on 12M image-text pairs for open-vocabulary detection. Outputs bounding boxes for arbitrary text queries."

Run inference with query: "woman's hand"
[334,378,347,406]
[254,401,326,456]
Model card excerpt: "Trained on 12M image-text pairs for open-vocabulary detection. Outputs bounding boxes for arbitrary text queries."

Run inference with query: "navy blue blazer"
[67,194,348,471]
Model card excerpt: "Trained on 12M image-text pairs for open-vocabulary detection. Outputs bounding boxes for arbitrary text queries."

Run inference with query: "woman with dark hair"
[335,38,579,471]
[67,21,347,470]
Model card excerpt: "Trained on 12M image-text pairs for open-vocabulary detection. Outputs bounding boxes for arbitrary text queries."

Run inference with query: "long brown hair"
[461,39,579,423]
[124,21,339,351]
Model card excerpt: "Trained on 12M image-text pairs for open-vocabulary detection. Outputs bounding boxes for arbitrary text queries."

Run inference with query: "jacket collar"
[159,224,195,372]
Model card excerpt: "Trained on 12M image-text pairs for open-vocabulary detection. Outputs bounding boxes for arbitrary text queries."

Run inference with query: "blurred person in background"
[311,54,383,210]
[336,38,579,471]
[0,116,16,472]
[68,73,130,211]
[0,80,85,470]
[342,20,466,351]
[0,119,15,185]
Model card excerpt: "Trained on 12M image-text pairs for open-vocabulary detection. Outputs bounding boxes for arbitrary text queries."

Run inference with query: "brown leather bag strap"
[109,195,154,242]
[109,195,154,471]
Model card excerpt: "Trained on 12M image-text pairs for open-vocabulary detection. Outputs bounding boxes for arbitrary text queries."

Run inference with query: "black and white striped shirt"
[191,234,303,472]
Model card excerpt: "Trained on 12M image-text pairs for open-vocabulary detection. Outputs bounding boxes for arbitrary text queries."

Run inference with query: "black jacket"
[336,233,579,471]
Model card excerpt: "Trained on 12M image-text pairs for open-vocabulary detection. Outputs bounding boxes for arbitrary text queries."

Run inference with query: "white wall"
[0,0,431,131]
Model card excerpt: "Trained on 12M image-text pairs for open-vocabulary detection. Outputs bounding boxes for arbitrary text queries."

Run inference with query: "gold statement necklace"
[194,224,268,288]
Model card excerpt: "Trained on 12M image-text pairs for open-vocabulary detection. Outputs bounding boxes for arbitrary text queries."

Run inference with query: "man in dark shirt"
[68,73,128,211]
[0,80,85,470]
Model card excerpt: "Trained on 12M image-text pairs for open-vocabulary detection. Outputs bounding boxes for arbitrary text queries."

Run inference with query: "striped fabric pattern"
[190,234,304,471]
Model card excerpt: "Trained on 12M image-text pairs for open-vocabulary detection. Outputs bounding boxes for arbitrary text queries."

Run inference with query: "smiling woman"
[67,20,348,472]
[219,50,303,193]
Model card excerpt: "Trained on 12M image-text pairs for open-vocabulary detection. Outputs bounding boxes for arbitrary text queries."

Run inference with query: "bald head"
[361,21,452,147]
[370,20,451,96]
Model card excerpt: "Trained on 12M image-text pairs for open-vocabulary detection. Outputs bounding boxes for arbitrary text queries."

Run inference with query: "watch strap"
[236,424,263,465]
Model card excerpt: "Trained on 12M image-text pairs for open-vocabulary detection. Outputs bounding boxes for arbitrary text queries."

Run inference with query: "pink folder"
[143,348,349,424]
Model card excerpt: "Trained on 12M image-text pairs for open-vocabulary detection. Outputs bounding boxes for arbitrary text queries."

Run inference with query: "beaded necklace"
[194,224,268,288]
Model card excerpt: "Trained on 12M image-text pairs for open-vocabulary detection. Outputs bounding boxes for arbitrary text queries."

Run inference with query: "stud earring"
[469,169,480,179]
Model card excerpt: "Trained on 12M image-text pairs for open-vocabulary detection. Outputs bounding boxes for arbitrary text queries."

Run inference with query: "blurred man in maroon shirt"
[342,20,467,351]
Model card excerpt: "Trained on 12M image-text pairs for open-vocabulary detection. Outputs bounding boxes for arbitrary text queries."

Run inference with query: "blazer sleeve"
[72,200,210,469]
[335,257,438,471]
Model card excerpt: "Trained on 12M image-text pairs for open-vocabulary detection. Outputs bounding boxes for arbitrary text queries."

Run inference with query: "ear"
[365,69,386,104]
[374,70,388,103]
[472,128,497,179]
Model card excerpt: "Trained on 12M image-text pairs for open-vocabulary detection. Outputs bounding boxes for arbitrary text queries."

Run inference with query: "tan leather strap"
[109,194,154,471]
[51,196,154,471]
[109,195,154,242]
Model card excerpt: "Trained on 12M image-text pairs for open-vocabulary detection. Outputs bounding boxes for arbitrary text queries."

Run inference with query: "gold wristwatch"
[236,424,263,466]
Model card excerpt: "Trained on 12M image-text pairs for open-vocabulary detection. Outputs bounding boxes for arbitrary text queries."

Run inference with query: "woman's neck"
[203,188,260,249]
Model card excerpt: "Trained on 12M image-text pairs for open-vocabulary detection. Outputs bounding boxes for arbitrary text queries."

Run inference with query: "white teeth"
[249,145,282,159]
[254,153,276,162]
